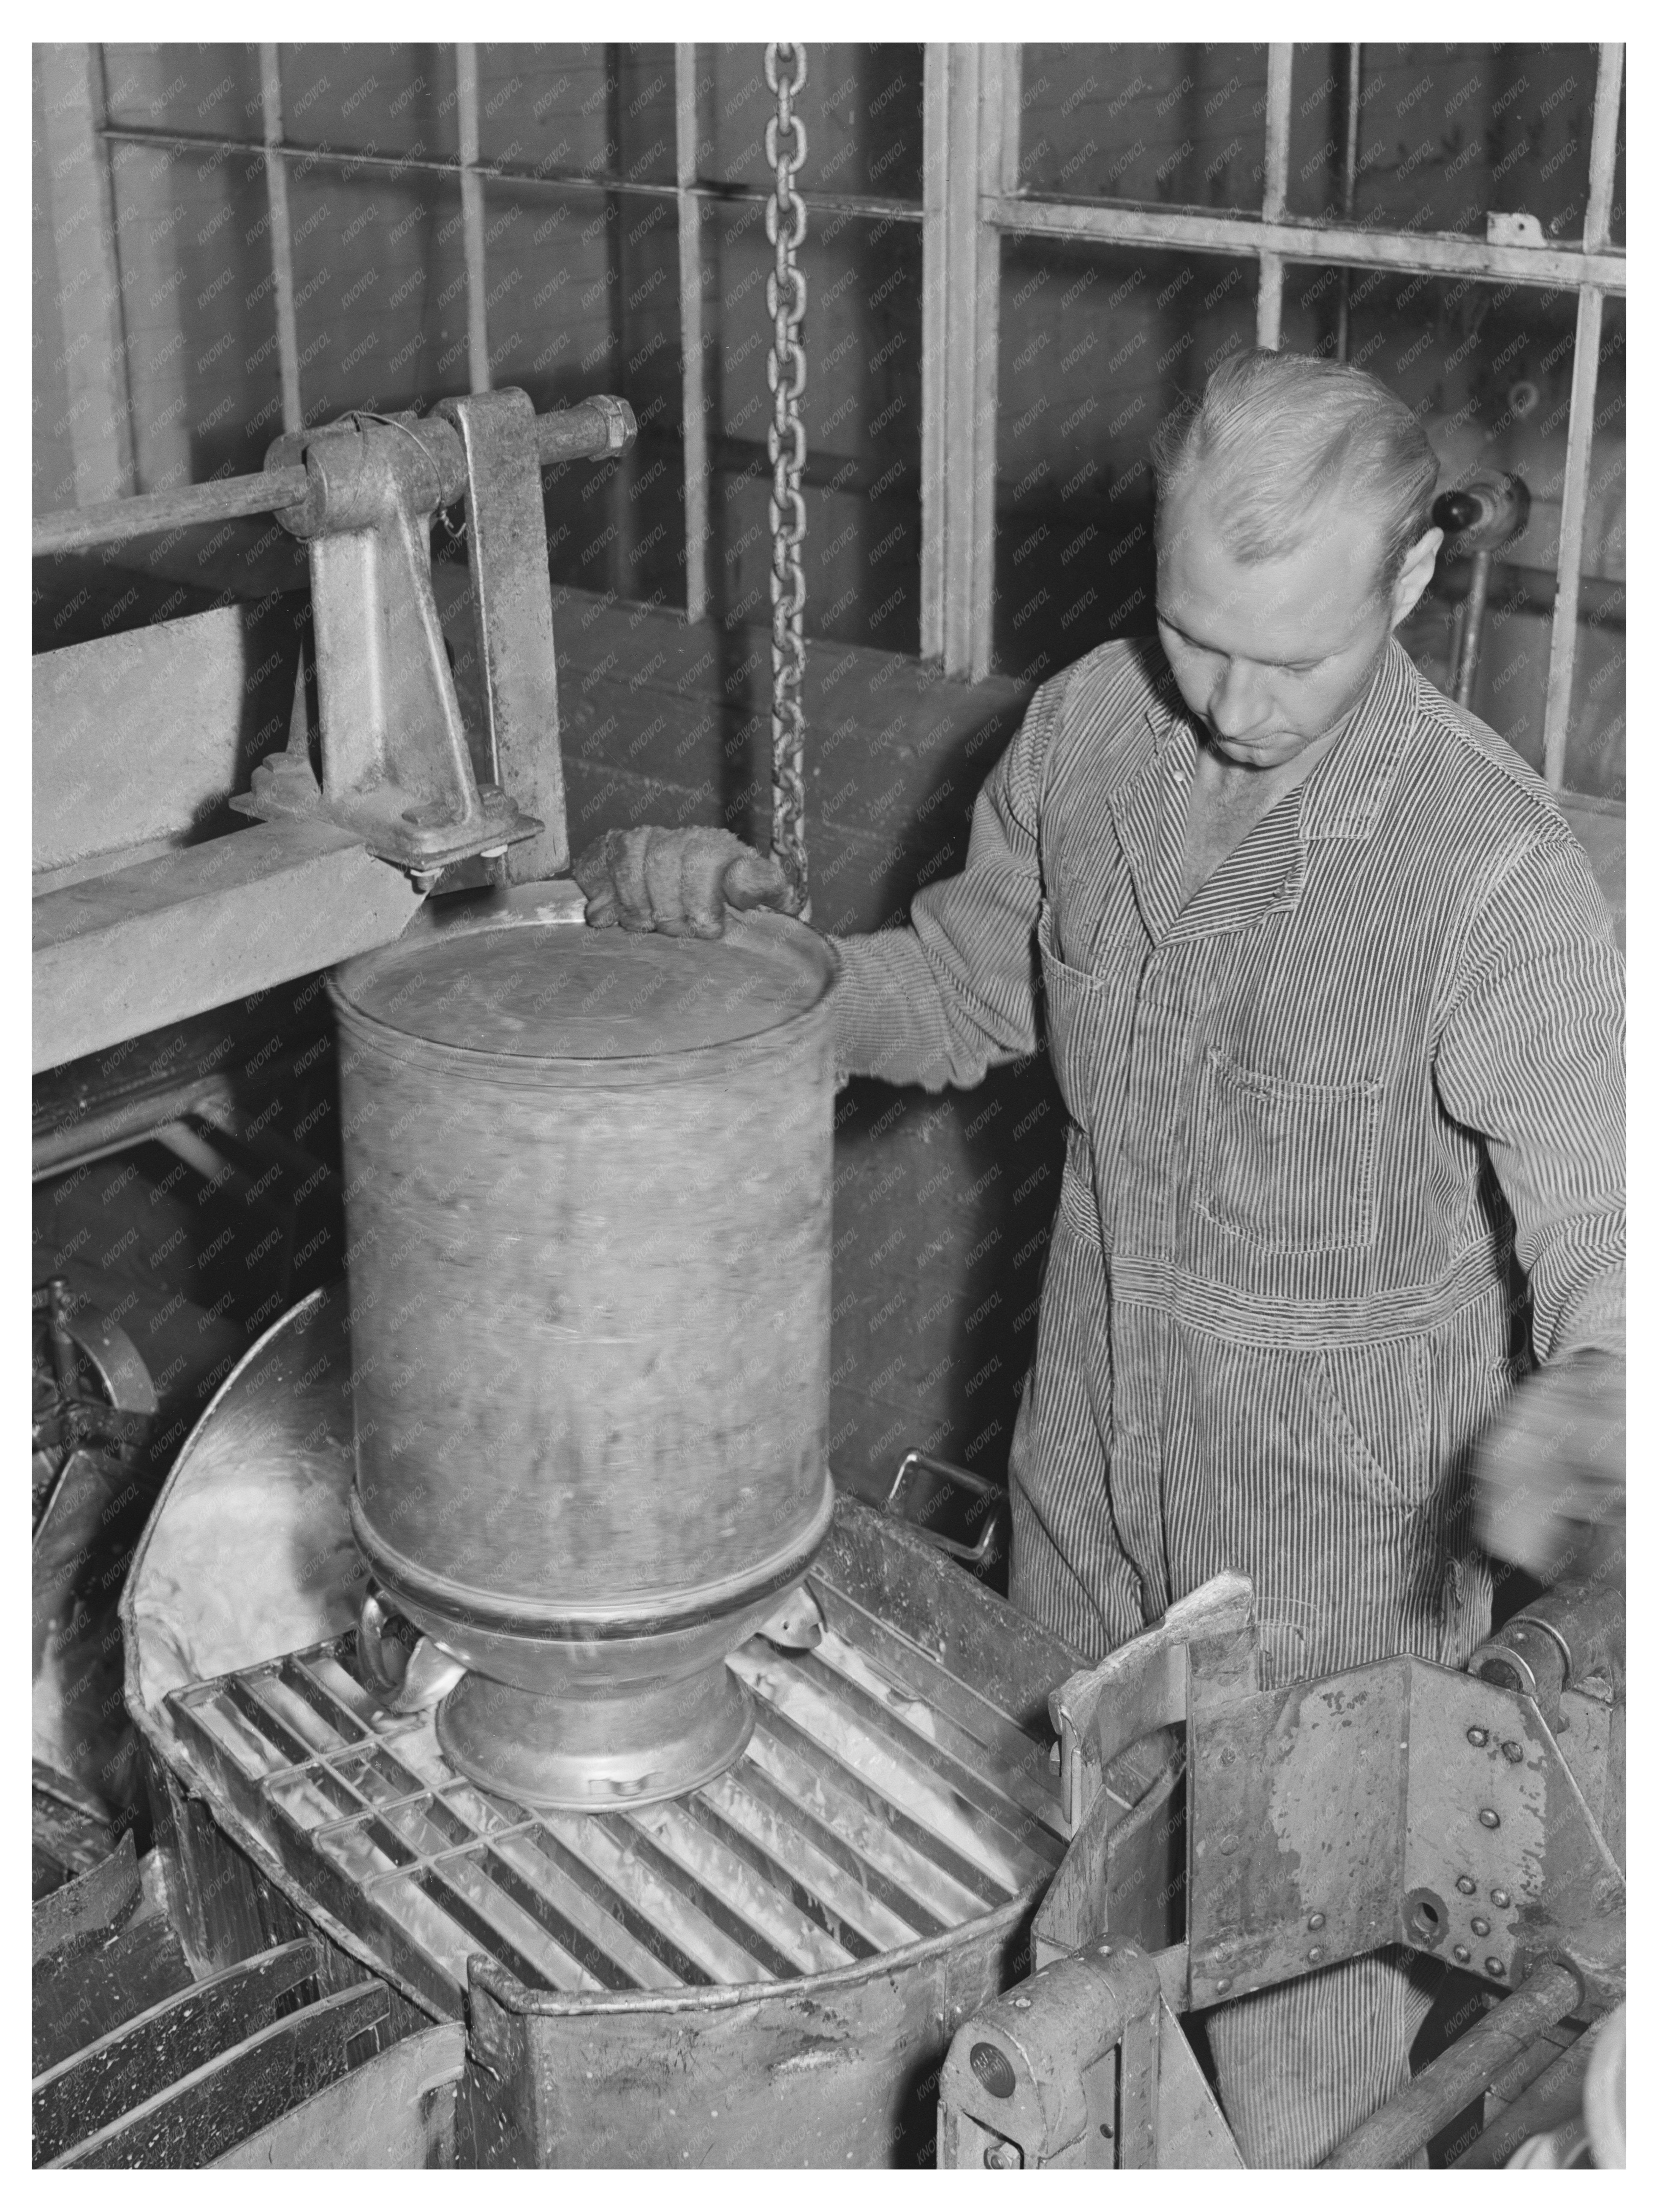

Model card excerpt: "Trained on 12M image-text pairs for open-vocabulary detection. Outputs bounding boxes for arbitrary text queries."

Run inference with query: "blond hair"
[1151,348,1441,589]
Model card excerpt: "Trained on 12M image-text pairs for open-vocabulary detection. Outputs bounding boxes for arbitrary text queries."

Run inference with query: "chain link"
[764,41,809,916]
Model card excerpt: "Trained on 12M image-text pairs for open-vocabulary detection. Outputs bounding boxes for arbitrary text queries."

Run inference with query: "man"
[574,349,1625,2164]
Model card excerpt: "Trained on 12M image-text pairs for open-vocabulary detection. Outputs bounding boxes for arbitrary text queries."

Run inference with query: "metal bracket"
[233,407,542,876]
[435,390,569,881]
[937,1939,1164,2168]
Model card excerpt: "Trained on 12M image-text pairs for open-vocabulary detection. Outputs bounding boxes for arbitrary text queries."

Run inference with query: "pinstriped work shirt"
[830,637,1625,1683]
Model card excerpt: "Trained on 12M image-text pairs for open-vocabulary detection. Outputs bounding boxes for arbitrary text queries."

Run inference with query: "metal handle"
[884,1450,1008,1571]
[357,1584,465,1715]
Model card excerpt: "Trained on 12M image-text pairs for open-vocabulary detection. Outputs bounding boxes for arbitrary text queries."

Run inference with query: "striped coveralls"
[830,635,1625,2166]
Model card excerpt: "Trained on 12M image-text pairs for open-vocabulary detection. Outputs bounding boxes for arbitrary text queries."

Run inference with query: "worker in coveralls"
[574,348,1626,2167]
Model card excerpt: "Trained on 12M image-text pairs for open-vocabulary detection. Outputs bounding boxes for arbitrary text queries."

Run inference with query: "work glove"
[572,826,791,939]
[1471,1351,1625,1589]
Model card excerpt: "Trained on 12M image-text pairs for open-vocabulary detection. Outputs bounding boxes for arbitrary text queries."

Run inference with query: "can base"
[435,1661,756,1811]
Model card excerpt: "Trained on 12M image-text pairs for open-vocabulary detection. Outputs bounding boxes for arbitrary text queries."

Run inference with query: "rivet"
[1478,1808,1501,1829]
[1308,1912,1326,1930]
[1098,1945,1114,1957]
[1214,1978,1232,1995]
[1501,1740,1524,1764]
[1220,1748,1237,1766]
[1219,1832,1239,1856]
[1455,1876,1477,1896]
[1307,1946,1324,1964]
[1098,2122,1114,2140]
[1486,1958,1506,1978]
[1471,1916,1491,1937]
[1490,1888,1511,1909]
[1011,1996,1032,2010]
[1467,1726,1489,1747]
[1453,1944,1472,1964]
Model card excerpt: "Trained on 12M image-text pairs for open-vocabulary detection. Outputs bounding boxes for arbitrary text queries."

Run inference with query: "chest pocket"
[1036,900,1108,1126]
[1195,1047,1381,1253]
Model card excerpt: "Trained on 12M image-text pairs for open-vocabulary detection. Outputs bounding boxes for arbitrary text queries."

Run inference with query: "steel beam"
[32,823,425,1073]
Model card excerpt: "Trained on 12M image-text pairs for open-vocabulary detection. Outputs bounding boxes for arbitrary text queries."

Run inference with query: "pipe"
[33,398,635,559]
[1322,1958,1584,2169]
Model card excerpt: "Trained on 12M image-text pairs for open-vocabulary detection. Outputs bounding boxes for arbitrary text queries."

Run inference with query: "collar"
[1141,636,1421,844]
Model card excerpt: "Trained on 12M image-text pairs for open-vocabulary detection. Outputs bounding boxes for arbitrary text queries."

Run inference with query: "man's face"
[1155,476,1408,771]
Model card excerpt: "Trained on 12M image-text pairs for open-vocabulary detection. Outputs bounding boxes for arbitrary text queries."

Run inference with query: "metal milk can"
[329,906,835,1808]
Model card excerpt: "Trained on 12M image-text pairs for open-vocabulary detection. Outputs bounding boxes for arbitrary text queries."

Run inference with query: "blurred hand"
[573,826,791,939]
[1472,1352,1625,1586]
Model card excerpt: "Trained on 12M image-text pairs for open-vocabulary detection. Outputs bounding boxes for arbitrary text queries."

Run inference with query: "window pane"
[700,42,925,200]
[703,199,923,653]
[277,44,455,160]
[474,46,676,185]
[105,138,284,490]
[1286,44,1599,239]
[1018,44,1269,211]
[1278,269,1622,800]
[994,238,1258,678]
[101,44,263,136]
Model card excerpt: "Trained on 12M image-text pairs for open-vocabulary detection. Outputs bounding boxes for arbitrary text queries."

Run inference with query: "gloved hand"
[1472,1352,1625,1586]
[572,826,791,939]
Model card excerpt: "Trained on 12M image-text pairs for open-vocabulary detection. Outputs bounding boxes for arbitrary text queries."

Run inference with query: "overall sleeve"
[826,672,1064,1091]
[1433,825,1625,1362]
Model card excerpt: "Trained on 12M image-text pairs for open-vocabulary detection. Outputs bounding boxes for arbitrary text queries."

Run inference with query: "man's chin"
[1212,733,1301,768]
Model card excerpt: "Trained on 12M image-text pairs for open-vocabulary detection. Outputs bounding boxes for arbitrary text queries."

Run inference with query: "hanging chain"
[764,41,809,917]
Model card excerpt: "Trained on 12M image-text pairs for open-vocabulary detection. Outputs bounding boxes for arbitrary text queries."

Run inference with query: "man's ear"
[1390,526,1444,628]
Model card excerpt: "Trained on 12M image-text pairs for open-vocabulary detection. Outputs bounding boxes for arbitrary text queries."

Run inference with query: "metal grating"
[165,1609,1066,2018]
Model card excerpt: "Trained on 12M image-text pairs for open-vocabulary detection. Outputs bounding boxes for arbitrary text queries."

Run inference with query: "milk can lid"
[334,909,833,1062]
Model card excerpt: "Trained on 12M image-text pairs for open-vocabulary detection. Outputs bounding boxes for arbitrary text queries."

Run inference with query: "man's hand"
[1472,1352,1625,1586]
[572,826,791,939]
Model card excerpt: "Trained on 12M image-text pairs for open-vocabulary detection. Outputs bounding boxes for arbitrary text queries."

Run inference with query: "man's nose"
[1207,657,1269,736]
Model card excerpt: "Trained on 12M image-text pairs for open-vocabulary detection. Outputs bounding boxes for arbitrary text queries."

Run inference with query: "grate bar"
[732,1646,1050,1893]
[807,1630,1067,1845]
[812,1606,1066,1836]
[717,1755,949,1943]
[627,1797,861,1978]
[744,1712,1010,1920]
[700,1770,917,1956]
[536,1811,778,1986]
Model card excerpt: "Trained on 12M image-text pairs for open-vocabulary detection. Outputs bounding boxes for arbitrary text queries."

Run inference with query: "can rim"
[328,905,836,1072]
